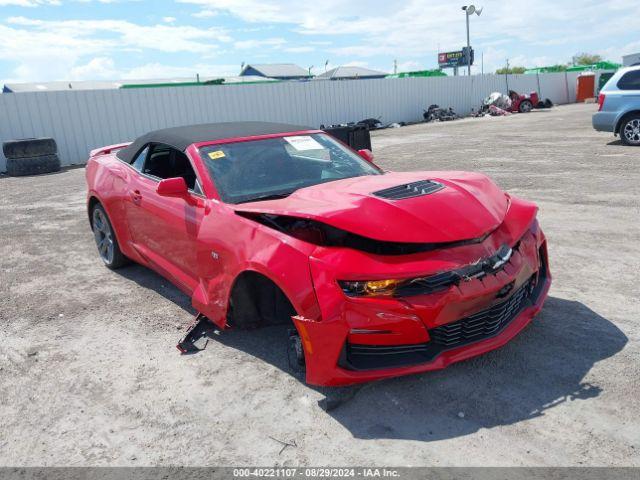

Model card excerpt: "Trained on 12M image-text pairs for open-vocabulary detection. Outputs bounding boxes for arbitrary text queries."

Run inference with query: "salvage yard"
[1,103,638,466]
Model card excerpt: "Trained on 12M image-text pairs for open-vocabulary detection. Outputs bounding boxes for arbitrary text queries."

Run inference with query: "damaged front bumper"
[294,219,551,387]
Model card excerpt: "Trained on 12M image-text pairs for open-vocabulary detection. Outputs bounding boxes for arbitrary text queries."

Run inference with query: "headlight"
[338,279,403,297]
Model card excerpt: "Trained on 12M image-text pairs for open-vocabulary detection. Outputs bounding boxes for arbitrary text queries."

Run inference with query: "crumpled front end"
[294,197,551,386]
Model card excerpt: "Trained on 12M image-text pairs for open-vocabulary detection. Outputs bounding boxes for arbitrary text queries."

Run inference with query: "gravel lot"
[1,103,638,467]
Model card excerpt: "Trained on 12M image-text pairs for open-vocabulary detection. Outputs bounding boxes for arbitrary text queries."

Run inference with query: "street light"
[462,5,482,76]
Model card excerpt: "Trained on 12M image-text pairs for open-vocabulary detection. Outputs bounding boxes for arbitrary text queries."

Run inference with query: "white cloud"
[191,9,218,18]
[15,53,239,82]
[179,0,638,66]
[68,56,118,79]
[0,0,59,5]
[120,62,238,79]
[234,37,285,50]
[284,46,315,53]
[0,16,235,82]
[2,0,638,83]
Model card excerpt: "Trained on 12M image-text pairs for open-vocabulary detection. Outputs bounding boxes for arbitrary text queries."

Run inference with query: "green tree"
[495,66,526,74]
[573,53,602,65]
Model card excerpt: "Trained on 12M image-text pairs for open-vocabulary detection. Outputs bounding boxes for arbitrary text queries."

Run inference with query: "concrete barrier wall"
[0,72,580,172]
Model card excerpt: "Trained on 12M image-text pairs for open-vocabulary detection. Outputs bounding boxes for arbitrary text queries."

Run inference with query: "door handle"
[130,189,142,205]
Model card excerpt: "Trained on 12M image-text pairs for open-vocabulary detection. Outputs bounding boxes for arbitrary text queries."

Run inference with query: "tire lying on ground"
[3,137,57,159]
[5,154,61,176]
[3,138,61,176]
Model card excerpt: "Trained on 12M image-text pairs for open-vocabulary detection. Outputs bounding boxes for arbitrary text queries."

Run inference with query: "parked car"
[85,122,551,386]
[508,90,539,113]
[593,65,640,146]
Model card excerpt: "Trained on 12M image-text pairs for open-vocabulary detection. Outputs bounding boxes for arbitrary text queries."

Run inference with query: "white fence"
[0,72,580,172]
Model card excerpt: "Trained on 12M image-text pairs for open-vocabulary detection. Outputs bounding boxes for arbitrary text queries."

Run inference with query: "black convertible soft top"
[116,121,313,163]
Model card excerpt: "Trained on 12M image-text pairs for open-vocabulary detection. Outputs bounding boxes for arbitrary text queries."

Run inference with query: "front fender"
[194,210,321,328]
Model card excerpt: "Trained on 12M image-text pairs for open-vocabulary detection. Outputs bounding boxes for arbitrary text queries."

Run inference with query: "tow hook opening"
[287,329,306,373]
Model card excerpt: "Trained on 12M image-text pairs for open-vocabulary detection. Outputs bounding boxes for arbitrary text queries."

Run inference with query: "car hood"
[234,171,509,243]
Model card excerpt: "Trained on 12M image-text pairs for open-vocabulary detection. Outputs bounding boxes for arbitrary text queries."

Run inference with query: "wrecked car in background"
[477,90,553,116]
[85,122,551,386]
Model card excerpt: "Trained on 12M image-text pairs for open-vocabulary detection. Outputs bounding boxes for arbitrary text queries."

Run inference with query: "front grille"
[429,277,533,348]
[394,243,518,297]
[373,180,444,200]
[342,262,546,371]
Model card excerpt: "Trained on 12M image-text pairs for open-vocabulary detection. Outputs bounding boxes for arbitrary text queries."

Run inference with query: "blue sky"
[0,0,638,83]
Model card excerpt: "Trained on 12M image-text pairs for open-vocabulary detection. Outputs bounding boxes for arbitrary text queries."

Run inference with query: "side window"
[617,71,640,90]
[130,146,148,172]
[143,144,199,191]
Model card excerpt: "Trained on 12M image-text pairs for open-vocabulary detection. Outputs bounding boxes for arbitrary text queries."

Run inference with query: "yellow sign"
[208,150,225,160]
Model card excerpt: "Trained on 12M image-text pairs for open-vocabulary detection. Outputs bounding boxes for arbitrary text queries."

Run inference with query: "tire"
[5,154,61,176]
[91,204,129,269]
[3,138,57,159]
[620,115,640,146]
[519,100,533,113]
[544,98,554,108]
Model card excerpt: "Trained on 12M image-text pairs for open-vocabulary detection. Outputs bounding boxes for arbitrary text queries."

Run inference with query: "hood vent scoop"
[373,179,445,200]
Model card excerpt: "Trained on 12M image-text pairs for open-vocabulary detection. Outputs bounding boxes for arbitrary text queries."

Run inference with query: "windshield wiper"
[236,192,293,204]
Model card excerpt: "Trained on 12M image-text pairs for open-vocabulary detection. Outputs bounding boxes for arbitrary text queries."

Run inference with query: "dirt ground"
[1,103,638,467]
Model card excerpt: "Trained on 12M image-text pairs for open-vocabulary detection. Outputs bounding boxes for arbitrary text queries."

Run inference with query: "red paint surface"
[86,130,551,386]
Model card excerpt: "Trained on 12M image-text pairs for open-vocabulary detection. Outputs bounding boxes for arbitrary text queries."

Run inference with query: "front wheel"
[620,115,640,146]
[91,204,129,269]
[519,100,533,113]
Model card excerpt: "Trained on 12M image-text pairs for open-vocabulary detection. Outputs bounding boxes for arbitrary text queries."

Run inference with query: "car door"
[123,143,207,293]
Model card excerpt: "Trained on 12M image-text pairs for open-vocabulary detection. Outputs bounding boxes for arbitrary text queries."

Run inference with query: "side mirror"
[358,149,374,163]
[157,177,188,197]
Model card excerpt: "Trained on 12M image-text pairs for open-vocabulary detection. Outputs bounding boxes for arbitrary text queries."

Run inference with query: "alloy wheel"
[520,101,532,113]
[623,119,640,145]
[92,208,114,264]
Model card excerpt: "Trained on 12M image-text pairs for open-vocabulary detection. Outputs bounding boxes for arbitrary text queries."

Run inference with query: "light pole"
[461,5,482,76]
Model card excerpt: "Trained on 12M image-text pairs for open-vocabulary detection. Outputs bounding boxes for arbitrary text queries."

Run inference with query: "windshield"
[199,133,382,204]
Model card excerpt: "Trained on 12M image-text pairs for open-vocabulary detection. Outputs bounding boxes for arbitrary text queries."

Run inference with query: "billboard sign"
[438,47,474,68]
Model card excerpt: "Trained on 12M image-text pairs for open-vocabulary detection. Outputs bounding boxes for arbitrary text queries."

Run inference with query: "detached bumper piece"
[342,255,547,371]
[176,313,213,353]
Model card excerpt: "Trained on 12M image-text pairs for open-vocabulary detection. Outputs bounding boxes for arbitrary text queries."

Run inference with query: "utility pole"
[462,5,482,76]
[505,58,510,91]
[393,59,398,74]
[465,10,471,76]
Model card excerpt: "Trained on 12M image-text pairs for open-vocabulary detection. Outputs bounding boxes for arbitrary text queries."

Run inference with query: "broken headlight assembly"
[339,244,515,298]
[338,279,403,297]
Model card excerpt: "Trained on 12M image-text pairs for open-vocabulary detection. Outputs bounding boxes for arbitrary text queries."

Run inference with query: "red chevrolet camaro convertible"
[86,122,551,386]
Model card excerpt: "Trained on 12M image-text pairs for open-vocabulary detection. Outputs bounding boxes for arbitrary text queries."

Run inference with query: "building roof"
[241,63,309,78]
[3,80,125,92]
[2,75,278,93]
[222,75,279,84]
[316,66,388,79]
[116,122,314,163]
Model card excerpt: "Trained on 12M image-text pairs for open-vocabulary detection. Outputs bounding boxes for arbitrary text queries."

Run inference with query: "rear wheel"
[519,100,533,113]
[620,115,640,146]
[91,204,128,269]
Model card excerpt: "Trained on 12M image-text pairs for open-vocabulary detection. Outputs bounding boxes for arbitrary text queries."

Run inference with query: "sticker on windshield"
[208,150,226,160]
[284,136,323,151]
